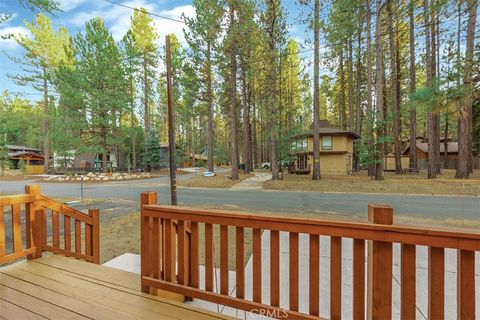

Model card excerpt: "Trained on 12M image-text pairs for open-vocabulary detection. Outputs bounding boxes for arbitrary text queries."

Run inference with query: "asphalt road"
[1,175,479,221]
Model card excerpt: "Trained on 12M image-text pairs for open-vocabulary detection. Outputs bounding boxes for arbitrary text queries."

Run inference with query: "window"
[322,136,332,150]
[292,138,307,152]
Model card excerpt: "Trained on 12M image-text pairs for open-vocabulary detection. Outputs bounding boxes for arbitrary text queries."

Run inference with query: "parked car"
[260,162,271,169]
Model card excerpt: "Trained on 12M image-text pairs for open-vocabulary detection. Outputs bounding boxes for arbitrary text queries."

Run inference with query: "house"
[7,145,45,173]
[290,120,360,175]
[402,141,460,169]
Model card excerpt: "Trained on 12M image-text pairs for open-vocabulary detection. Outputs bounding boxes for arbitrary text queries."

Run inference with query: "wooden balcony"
[0,186,228,320]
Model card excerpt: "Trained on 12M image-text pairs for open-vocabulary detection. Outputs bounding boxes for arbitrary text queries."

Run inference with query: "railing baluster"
[12,204,22,253]
[253,228,262,303]
[178,220,186,285]
[152,217,160,282]
[63,215,71,256]
[164,219,174,282]
[236,226,245,299]
[40,209,47,247]
[270,230,280,307]
[0,206,4,257]
[85,216,92,256]
[330,236,342,320]
[89,209,100,264]
[190,221,199,288]
[75,219,81,255]
[428,247,445,320]
[401,244,416,320]
[289,232,299,312]
[52,210,59,249]
[457,249,475,319]
[309,234,320,316]
[353,239,365,320]
[205,223,214,292]
[220,225,229,295]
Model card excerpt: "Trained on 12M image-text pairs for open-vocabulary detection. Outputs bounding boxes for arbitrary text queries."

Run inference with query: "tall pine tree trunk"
[366,0,374,176]
[354,16,363,173]
[430,0,441,174]
[266,0,280,180]
[409,0,417,170]
[312,0,321,180]
[339,48,347,130]
[456,0,477,178]
[42,67,50,173]
[387,0,402,174]
[374,0,384,181]
[241,58,252,174]
[206,42,215,172]
[228,4,239,180]
[143,53,150,135]
[424,0,437,179]
[130,77,137,170]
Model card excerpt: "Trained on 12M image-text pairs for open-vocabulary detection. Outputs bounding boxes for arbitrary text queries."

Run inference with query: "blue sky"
[0,0,311,99]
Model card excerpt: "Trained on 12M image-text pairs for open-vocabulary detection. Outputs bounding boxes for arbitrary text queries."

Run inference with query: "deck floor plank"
[0,284,88,320]
[0,298,47,320]
[0,255,228,320]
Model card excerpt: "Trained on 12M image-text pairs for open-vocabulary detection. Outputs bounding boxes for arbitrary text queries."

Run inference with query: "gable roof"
[403,142,459,155]
[292,120,360,140]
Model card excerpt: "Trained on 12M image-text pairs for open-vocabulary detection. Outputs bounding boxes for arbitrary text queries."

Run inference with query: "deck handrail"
[0,185,100,264]
[140,192,479,319]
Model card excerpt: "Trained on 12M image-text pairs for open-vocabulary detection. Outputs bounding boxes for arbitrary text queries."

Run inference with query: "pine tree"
[12,13,74,173]
[143,128,161,171]
[130,9,159,135]
[56,18,129,173]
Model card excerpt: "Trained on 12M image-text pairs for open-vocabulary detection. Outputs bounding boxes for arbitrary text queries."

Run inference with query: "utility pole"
[166,35,177,205]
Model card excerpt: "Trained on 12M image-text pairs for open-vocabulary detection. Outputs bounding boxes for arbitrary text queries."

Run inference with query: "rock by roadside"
[42,172,151,183]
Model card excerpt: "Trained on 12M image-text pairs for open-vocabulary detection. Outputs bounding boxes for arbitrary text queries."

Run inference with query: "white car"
[260,162,271,169]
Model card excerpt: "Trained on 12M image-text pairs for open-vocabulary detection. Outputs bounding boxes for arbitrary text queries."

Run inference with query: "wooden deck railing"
[140,192,479,319]
[0,185,100,264]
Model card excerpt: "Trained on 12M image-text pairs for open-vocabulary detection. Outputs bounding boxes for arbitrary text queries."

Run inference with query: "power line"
[102,0,185,24]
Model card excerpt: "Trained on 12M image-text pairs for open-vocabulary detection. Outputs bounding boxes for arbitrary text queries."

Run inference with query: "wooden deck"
[0,255,230,320]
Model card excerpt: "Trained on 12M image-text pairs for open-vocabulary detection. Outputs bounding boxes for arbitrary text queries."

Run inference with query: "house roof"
[292,120,360,140]
[6,145,42,152]
[8,151,45,159]
[403,142,459,155]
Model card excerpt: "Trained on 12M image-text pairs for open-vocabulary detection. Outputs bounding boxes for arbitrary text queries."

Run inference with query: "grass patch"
[263,169,480,195]
[180,173,254,188]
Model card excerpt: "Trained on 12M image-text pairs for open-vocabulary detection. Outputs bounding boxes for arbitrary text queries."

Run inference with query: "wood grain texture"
[236,226,245,299]
[401,244,416,320]
[428,247,444,320]
[309,234,320,316]
[252,228,262,303]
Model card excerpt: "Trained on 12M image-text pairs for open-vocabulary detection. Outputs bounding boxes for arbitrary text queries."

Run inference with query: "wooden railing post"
[88,208,100,264]
[140,192,157,293]
[25,185,42,259]
[367,204,393,320]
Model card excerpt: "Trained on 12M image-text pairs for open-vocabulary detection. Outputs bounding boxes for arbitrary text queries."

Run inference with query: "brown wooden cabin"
[402,141,469,169]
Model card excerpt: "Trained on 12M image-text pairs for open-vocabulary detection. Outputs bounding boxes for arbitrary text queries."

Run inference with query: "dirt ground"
[263,169,480,195]
[180,172,254,188]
